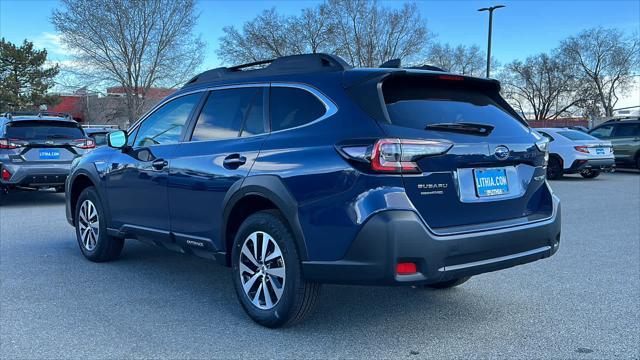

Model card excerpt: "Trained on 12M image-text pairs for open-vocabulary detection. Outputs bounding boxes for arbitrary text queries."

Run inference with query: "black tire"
[231,210,320,328]
[546,156,563,180]
[424,276,471,289]
[75,187,124,262]
[580,169,601,178]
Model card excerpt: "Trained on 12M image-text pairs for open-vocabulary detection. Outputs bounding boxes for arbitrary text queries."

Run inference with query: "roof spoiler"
[379,58,446,72]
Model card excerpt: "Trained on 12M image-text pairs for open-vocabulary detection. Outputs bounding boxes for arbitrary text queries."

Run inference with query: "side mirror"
[107,130,127,149]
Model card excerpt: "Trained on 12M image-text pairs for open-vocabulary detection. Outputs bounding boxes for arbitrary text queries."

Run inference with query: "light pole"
[478,5,505,78]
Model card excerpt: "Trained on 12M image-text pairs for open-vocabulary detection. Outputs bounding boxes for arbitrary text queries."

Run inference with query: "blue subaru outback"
[65,54,561,327]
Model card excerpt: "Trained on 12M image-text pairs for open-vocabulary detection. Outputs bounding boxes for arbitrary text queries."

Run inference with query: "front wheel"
[580,169,601,178]
[75,187,124,262]
[231,210,320,328]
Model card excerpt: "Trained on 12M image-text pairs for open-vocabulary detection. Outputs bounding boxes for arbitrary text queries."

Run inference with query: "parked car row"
[532,117,640,179]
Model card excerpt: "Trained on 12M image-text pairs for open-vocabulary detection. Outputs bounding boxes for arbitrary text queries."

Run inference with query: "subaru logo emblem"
[494,146,510,160]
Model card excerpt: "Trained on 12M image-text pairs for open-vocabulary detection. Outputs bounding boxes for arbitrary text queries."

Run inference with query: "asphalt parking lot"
[1,171,638,359]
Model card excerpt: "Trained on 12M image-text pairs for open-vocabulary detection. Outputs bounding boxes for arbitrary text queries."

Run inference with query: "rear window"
[191,87,265,141]
[383,79,528,135]
[4,121,85,140]
[556,130,597,141]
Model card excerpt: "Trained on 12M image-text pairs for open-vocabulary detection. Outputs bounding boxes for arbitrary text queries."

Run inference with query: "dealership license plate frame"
[473,168,510,197]
[39,149,61,160]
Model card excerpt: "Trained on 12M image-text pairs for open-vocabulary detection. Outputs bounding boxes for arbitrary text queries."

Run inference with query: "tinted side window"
[590,125,614,139]
[270,87,326,131]
[191,87,265,141]
[615,123,640,137]
[134,93,201,147]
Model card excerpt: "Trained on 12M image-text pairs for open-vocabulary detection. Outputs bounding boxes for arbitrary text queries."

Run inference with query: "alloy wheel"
[78,199,99,251]
[239,231,286,310]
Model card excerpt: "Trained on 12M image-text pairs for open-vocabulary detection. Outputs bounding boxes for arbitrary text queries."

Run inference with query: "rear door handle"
[223,154,247,168]
[151,159,168,170]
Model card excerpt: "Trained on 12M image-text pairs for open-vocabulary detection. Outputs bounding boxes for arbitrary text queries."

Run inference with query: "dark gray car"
[0,112,95,193]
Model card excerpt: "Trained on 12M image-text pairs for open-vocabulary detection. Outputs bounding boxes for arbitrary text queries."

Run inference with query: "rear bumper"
[566,158,615,173]
[0,162,71,187]
[302,195,561,286]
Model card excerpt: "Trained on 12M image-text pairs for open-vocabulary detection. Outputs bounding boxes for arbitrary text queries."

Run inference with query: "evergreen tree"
[0,38,60,112]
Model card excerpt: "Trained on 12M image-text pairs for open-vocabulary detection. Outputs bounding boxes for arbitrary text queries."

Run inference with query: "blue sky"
[1,0,638,68]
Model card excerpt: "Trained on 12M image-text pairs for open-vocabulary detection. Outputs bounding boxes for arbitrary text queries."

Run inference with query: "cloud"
[32,32,71,58]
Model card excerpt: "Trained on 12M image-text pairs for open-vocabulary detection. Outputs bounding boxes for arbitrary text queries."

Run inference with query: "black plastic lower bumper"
[566,158,615,173]
[302,196,561,286]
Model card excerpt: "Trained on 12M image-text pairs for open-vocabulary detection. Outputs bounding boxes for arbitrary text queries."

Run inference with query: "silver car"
[0,112,95,194]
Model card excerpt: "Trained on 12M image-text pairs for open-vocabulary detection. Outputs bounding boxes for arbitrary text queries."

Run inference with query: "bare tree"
[499,53,589,120]
[559,27,640,116]
[424,43,486,76]
[217,1,429,67]
[52,0,205,122]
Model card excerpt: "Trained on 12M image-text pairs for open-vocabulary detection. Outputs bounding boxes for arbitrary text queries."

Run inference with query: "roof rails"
[184,53,352,88]
[1,111,73,120]
[379,58,446,72]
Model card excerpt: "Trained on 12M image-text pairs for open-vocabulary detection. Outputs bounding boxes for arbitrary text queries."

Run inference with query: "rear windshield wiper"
[425,122,494,136]
[47,135,73,139]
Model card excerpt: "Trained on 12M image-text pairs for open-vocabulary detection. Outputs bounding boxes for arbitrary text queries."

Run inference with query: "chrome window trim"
[126,82,338,144]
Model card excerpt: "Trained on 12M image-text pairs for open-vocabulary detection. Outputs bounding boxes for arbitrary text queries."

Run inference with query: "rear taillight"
[370,138,452,173]
[0,138,18,149]
[73,138,96,149]
[1,168,11,181]
[574,146,590,154]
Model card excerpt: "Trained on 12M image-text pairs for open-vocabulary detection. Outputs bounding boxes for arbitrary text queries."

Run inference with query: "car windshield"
[5,121,85,140]
[556,130,598,141]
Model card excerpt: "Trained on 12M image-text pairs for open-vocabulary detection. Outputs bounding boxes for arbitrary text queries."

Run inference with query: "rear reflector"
[396,262,417,275]
[1,168,11,181]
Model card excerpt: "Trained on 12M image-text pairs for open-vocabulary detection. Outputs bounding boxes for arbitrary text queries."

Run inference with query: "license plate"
[595,148,605,155]
[474,168,509,197]
[39,149,60,159]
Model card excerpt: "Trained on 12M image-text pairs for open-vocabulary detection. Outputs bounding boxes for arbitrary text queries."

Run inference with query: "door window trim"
[127,82,338,145]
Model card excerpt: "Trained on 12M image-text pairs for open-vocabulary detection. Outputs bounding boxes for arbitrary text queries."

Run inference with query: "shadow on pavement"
[0,190,66,207]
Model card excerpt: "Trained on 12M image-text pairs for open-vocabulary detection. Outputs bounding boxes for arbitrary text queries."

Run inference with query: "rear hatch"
[351,72,551,231]
[3,120,89,162]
